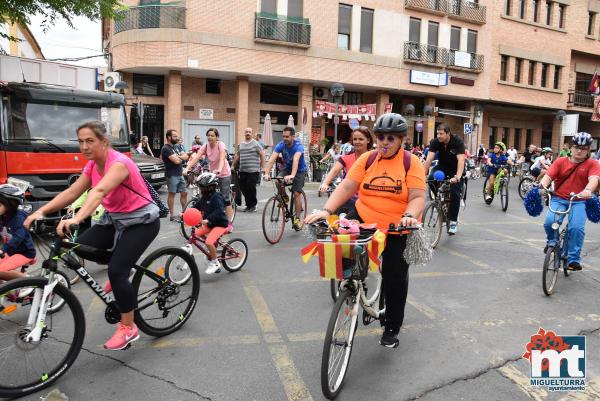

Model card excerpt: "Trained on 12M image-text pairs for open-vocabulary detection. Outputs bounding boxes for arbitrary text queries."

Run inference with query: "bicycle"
[318,161,334,198]
[0,218,200,398]
[262,176,307,244]
[313,223,419,399]
[542,191,581,296]
[422,179,457,248]
[518,170,536,200]
[483,166,509,212]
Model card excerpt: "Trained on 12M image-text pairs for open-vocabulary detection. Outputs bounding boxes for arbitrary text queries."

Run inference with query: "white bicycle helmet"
[0,184,24,205]
[572,132,593,147]
[196,172,219,188]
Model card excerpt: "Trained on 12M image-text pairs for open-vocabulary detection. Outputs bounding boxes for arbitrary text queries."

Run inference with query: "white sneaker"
[204,259,221,274]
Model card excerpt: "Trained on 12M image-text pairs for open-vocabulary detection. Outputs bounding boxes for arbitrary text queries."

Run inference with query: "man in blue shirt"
[263,126,306,230]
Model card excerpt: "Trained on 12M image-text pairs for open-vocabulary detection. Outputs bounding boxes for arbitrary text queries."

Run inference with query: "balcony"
[404,0,448,15]
[448,0,486,25]
[448,50,484,72]
[255,12,311,47]
[403,42,448,66]
[114,4,186,33]
[568,91,594,108]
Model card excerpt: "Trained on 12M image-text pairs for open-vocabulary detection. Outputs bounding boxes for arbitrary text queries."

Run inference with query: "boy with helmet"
[191,172,229,274]
[0,184,36,281]
[539,132,600,271]
[530,147,553,181]
[484,142,510,203]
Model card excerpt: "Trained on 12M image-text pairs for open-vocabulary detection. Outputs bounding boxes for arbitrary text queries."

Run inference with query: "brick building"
[103,0,600,155]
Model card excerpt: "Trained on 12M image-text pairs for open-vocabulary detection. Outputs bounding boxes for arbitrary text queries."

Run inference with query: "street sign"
[464,123,473,135]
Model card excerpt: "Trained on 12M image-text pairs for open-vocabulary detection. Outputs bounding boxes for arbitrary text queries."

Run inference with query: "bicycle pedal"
[362,310,375,326]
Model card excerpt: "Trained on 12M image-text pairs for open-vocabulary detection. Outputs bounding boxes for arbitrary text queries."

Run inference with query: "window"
[558,4,565,28]
[338,4,352,50]
[553,66,561,89]
[427,21,439,62]
[575,72,593,92]
[206,79,220,94]
[450,26,461,50]
[526,129,533,147]
[343,91,363,105]
[515,58,523,83]
[588,12,596,36]
[360,8,374,53]
[528,61,536,85]
[409,17,421,43]
[500,55,508,81]
[502,127,509,145]
[532,0,539,22]
[489,127,497,146]
[133,74,164,96]
[514,128,522,149]
[541,63,548,87]
[545,1,552,25]
[518,0,526,19]
[467,30,477,53]
[505,0,512,15]
[288,0,303,18]
[260,84,299,106]
[261,0,277,14]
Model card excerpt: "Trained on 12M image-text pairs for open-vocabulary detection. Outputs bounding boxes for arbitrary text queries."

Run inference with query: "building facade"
[0,21,43,59]
[104,0,600,155]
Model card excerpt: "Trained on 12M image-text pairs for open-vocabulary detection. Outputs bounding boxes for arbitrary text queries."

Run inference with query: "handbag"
[122,177,170,218]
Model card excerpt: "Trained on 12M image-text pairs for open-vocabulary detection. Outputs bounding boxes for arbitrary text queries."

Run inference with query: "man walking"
[161,129,189,221]
[233,128,264,212]
[423,123,466,235]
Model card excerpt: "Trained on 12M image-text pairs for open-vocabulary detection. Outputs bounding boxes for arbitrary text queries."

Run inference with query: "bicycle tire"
[262,196,285,244]
[518,177,534,200]
[321,289,359,400]
[221,238,248,272]
[133,247,200,337]
[180,198,197,240]
[482,176,493,204]
[561,230,570,277]
[542,247,559,296]
[422,203,443,249]
[0,277,85,398]
[330,279,341,302]
[500,179,509,212]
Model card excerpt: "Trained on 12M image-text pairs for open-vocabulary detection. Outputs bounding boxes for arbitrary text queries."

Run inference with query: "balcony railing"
[255,12,311,47]
[569,91,595,108]
[404,0,448,14]
[448,0,486,24]
[114,4,186,33]
[403,42,484,71]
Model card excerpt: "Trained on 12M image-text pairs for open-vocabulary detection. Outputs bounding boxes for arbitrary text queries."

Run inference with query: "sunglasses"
[376,134,399,142]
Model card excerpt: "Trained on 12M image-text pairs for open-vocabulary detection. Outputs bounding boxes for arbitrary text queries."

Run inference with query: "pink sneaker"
[103,280,112,294]
[104,323,139,350]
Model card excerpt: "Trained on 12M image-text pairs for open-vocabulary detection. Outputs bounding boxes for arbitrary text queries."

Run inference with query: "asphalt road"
[20,176,600,401]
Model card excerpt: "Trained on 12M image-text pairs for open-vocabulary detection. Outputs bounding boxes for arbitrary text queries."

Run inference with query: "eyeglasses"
[573,146,590,151]
[376,134,398,142]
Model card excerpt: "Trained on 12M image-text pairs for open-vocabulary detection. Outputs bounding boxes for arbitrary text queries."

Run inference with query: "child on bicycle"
[485,141,511,203]
[530,147,553,181]
[191,172,229,274]
[0,185,36,281]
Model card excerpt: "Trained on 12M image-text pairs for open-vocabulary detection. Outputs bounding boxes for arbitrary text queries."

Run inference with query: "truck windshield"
[5,96,129,146]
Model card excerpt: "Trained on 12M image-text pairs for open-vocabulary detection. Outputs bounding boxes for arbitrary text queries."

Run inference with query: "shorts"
[167,175,187,193]
[278,170,306,193]
[195,225,228,246]
[0,254,35,272]
[218,175,232,206]
[486,166,500,176]
[531,167,542,178]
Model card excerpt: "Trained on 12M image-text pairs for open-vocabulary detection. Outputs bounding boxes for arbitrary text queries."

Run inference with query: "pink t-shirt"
[202,141,231,178]
[82,149,151,213]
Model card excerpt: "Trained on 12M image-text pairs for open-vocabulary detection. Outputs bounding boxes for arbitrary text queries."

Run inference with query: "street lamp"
[556,110,566,150]
[330,83,345,144]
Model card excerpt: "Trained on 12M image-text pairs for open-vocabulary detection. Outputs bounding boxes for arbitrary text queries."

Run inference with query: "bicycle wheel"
[221,238,248,272]
[180,198,197,240]
[164,252,193,285]
[291,191,308,231]
[542,247,559,296]
[230,192,237,223]
[518,177,534,200]
[321,288,359,400]
[0,277,85,398]
[330,279,341,302]
[500,180,509,212]
[422,203,443,248]
[262,196,285,244]
[133,247,200,337]
[561,231,570,277]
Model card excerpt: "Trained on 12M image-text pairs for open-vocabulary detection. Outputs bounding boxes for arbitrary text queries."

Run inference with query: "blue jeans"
[544,198,587,264]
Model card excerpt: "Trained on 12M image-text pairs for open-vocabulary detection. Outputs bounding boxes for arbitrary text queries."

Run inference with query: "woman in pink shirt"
[24,121,160,351]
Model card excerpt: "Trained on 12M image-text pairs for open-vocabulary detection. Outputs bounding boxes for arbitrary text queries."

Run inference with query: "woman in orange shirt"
[306,113,426,348]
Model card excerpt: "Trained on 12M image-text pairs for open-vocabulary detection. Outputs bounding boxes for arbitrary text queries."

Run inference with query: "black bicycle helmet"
[373,113,408,135]
[196,172,219,188]
[0,184,24,205]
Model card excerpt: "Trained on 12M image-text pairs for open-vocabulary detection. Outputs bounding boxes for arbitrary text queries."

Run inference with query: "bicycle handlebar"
[544,190,581,215]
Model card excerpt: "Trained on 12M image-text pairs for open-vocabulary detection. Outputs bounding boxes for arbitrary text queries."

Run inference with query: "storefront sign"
[453,51,472,68]
[410,70,448,87]
[450,76,475,86]
[199,108,214,120]
[314,100,393,121]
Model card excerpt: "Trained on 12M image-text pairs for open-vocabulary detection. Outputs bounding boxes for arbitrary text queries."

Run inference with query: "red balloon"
[182,208,202,227]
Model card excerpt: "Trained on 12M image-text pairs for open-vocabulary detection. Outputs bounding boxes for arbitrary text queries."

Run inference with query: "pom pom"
[182,208,203,227]
[586,195,600,223]
[523,186,544,217]
[433,170,446,181]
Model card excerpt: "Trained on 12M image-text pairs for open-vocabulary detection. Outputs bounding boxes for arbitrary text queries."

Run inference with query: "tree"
[1,0,122,40]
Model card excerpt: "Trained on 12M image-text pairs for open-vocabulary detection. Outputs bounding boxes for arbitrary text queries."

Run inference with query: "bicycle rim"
[542,247,559,296]
[0,277,85,398]
[321,289,359,400]
[134,247,200,337]
[165,253,193,285]
[501,181,509,212]
[222,239,248,272]
[180,199,196,240]
[262,197,285,244]
[422,203,442,249]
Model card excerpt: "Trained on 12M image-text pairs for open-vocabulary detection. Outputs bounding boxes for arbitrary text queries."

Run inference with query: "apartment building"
[104,0,600,154]
[0,21,43,59]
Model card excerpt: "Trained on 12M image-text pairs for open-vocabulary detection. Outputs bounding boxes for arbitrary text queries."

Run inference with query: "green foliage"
[1,0,122,40]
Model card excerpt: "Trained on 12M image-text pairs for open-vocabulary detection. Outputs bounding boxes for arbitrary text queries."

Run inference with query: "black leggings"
[75,219,160,313]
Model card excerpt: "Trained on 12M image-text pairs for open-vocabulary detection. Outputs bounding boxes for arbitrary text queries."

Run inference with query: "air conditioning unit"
[314,87,329,100]
[104,72,121,92]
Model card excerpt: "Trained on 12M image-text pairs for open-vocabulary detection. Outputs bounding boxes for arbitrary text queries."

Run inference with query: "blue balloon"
[433,170,446,181]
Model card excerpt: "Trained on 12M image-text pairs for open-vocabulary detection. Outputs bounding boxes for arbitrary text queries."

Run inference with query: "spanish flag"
[589,72,600,95]
[366,230,387,271]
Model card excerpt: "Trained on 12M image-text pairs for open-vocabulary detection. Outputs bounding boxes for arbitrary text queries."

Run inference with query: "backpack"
[365,149,411,173]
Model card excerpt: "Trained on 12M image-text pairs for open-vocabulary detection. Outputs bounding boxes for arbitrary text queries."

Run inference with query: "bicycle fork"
[25,277,59,342]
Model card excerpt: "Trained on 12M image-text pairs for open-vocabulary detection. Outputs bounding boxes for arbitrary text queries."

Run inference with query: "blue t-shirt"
[488,153,508,167]
[274,139,307,173]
